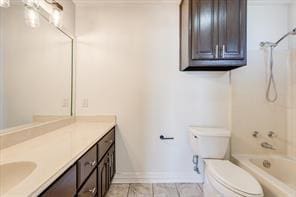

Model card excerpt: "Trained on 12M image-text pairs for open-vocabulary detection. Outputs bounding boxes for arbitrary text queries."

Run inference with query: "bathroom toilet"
[189,127,263,197]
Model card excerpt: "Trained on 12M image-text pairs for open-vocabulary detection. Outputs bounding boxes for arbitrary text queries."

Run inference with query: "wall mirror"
[0,2,73,132]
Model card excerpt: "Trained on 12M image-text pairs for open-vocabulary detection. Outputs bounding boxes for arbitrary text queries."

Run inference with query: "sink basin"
[0,161,37,195]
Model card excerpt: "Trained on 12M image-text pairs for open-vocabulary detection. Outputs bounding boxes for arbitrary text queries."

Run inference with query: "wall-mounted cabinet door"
[191,0,219,60]
[180,0,247,71]
[218,0,246,60]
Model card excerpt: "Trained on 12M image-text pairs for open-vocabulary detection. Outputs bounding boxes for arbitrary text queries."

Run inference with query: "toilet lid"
[205,160,263,196]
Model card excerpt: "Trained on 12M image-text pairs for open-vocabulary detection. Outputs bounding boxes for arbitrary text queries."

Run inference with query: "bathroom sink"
[0,161,37,195]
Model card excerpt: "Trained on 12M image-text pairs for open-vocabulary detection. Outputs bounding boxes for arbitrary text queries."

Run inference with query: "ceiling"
[72,0,296,5]
[72,0,181,4]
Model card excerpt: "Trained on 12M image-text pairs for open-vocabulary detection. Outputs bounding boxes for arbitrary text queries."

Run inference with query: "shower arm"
[260,28,296,48]
[275,30,294,45]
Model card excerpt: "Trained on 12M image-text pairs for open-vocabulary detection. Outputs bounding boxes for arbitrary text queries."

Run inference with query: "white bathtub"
[232,154,296,197]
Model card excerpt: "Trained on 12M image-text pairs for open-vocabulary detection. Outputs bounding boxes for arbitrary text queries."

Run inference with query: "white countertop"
[0,118,116,197]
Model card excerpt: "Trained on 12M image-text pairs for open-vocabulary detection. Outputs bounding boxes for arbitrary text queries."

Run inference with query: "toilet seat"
[205,160,263,197]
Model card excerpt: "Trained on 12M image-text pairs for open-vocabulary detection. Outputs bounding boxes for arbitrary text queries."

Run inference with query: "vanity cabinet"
[39,128,116,197]
[180,0,247,71]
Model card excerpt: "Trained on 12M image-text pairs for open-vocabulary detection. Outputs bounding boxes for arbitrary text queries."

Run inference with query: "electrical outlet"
[82,99,88,108]
[62,99,69,108]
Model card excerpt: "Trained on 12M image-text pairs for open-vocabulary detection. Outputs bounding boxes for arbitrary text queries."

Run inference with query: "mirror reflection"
[0,3,72,130]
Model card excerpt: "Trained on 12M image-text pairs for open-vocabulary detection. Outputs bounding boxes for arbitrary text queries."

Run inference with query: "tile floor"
[106,183,203,197]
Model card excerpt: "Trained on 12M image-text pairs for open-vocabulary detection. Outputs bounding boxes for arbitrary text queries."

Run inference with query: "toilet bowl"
[203,160,263,197]
[188,127,264,197]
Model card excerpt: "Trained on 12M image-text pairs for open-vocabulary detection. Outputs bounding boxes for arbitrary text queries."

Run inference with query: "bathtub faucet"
[261,142,275,150]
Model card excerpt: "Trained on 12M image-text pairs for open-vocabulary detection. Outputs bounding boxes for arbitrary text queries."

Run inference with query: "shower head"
[290,28,296,35]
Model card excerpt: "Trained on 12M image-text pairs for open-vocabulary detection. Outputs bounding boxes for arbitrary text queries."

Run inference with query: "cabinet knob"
[104,140,113,144]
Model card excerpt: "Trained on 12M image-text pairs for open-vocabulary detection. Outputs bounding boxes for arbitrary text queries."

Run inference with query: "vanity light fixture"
[24,5,40,28]
[45,0,63,28]
[2,0,63,28]
[23,0,39,7]
[0,0,10,8]
[23,0,40,28]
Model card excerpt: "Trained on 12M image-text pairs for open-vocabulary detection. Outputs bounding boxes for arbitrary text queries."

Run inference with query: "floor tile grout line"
[174,183,181,197]
[197,183,203,192]
[127,183,131,197]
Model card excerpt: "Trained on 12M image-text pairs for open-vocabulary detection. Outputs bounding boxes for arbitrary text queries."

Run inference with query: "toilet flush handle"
[192,155,200,174]
[160,135,174,140]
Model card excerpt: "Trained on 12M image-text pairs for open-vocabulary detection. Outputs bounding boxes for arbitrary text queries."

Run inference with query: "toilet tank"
[189,127,230,159]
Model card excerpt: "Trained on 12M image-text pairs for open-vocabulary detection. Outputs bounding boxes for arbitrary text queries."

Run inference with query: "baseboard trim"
[112,172,203,183]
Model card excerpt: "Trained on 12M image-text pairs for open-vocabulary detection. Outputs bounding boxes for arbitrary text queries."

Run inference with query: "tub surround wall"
[75,2,230,183]
[231,1,294,155]
[287,3,296,158]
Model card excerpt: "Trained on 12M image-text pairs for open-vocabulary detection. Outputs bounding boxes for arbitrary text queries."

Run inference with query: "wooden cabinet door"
[108,145,115,185]
[40,165,76,197]
[191,0,219,60]
[98,155,109,197]
[218,0,246,60]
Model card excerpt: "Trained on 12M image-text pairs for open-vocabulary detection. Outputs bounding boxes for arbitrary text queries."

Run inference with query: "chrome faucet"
[261,142,275,150]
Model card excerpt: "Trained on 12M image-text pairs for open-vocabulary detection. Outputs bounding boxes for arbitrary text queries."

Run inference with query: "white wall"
[75,3,230,182]
[231,1,294,155]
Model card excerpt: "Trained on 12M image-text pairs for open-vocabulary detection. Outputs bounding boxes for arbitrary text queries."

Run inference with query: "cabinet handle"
[80,187,96,196]
[104,140,113,144]
[85,160,96,167]
[215,45,219,59]
[88,187,96,194]
[222,45,225,58]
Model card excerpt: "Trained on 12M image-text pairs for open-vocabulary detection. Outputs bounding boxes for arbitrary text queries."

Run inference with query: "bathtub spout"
[261,142,275,150]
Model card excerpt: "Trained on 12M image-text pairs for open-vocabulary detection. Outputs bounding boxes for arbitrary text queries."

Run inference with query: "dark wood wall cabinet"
[180,0,247,71]
[40,127,116,197]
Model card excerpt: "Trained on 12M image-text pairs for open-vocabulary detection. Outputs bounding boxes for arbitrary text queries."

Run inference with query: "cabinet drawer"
[77,169,97,197]
[98,129,115,161]
[41,165,76,197]
[77,145,97,187]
